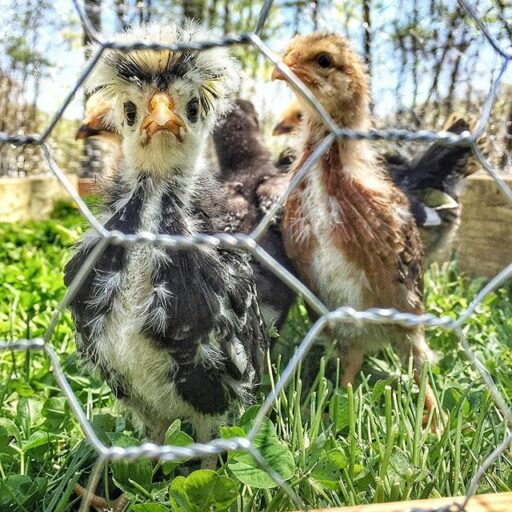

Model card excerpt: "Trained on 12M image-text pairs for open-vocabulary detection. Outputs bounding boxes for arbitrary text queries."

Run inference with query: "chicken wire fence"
[1,0,512,180]
[0,0,512,510]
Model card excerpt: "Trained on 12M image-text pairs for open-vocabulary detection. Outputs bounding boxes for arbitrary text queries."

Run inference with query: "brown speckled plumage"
[322,143,423,313]
[274,102,484,265]
[275,33,438,419]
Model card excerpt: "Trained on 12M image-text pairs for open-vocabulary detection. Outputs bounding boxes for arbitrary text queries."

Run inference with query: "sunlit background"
[0,0,510,177]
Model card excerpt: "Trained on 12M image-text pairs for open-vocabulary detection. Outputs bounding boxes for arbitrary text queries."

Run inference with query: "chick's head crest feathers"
[85,21,240,128]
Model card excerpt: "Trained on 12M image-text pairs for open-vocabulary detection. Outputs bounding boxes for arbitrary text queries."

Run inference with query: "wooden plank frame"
[294,492,512,511]
[457,174,512,278]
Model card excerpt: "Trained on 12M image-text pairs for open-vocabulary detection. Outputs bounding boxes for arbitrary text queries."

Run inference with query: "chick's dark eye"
[315,52,333,68]
[186,97,199,123]
[123,101,137,126]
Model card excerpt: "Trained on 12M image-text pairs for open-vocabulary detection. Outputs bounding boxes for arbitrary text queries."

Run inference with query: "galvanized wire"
[0,0,511,511]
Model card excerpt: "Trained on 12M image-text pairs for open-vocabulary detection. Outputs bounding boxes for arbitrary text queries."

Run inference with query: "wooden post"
[457,174,512,278]
[294,491,512,511]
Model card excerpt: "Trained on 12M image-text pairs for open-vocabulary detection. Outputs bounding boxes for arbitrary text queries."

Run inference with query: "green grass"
[1,200,512,511]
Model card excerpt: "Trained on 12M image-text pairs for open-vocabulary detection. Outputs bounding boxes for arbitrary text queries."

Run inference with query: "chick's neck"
[305,94,369,133]
[119,147,206,212]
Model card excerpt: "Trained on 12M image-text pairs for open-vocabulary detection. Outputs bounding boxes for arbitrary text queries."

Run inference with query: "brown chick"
[272,33,438,423]
[76,94,123,177]
[273,105,486,267]
[272,100,303,135]
[272,101,302,171]
[76,95,121,144]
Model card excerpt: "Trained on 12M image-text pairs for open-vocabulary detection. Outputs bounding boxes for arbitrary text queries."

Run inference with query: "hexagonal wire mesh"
[0,0,511,510]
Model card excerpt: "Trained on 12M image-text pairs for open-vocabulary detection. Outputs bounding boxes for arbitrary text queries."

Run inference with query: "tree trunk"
[393,21,407,121]
[84,0,101,42]
[137,0,152,24]
[362,0,372,111]
[444,34,471,119]
[362,0,371,76]
[464,48,479,112]
[29,1,44,129]
[312,0,319,31]
[208,0,218,27]
[182,0,204,21]
[115,0,128,31]
[222,0,230,35]
[419,9,458,120]
[82,0,103,179]
[499,101,512,170]
[410,0,419,120]
[293,0,303,35]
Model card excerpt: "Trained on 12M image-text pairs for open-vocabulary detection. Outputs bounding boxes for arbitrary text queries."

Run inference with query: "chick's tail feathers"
[392,115,488,200]
[444,114,489,178]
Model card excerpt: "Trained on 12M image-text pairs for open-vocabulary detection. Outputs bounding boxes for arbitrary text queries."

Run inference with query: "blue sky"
[3,0,511,124]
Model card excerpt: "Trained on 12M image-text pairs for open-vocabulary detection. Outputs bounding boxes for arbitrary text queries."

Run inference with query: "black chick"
[64,22,268,449]
[214,99,296,330]
[386,117,480,263]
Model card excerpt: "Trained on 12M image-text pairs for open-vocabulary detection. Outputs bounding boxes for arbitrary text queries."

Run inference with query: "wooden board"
[457,174,512,278]
[0,174,79,222]
[296,491,512,512]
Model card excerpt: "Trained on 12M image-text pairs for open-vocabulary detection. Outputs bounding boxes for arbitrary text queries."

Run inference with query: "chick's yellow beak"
[75,112,104,140]
[76,100,113,140]
[75,123,99,140]
[142,93,186,142]
[271,51,300,81]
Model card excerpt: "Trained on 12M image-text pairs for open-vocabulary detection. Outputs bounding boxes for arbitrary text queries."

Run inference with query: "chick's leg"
[413,371,439,432]
[404,330,441,432]
[76,402,161,512]
[194,415,224,470]
[338,344,365,387]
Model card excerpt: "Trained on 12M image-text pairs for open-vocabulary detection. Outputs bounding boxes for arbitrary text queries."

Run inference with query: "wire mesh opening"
[0,1,511,511]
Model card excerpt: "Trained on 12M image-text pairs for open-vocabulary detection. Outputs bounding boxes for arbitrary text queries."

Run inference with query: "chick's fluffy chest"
[283,161,370,312]
[94,186,202,430]
[283,142,424,322]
